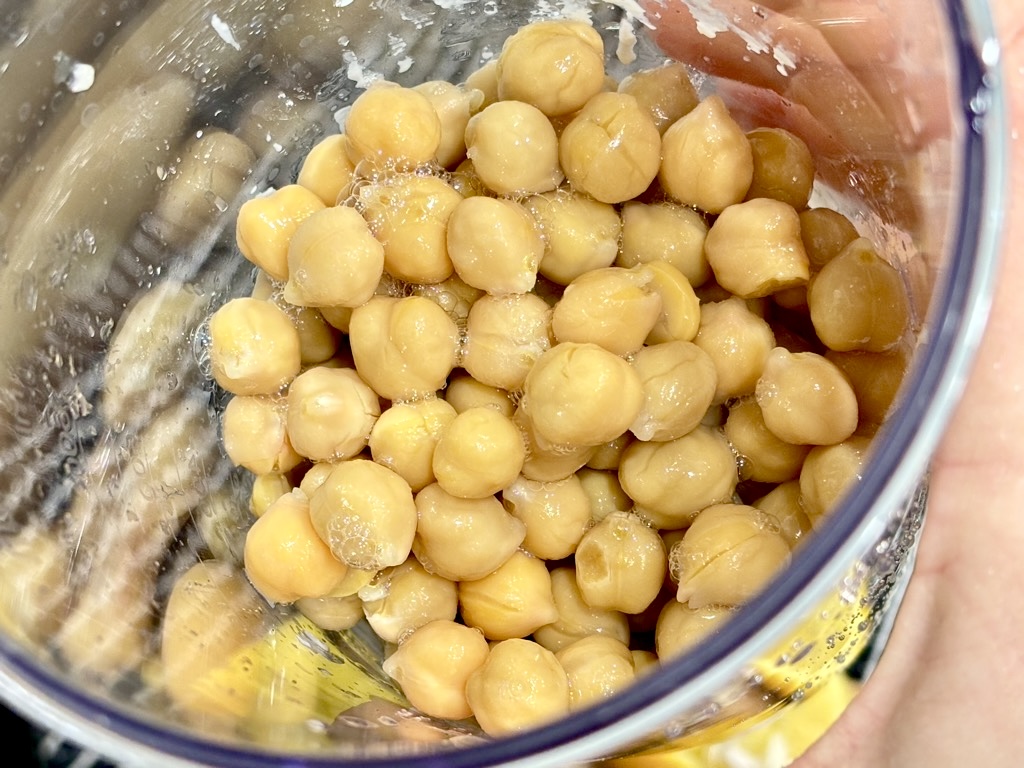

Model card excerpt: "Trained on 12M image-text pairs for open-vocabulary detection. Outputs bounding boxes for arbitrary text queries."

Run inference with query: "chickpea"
[752,480,813,548]
[586,432,635,471]
[551,266,662,356]
[221,395,302,476]
[446,196,544,295]
[514,406,598,482]
[643,261,702,345]
[235,184,326,281]
[209,297,301,396]
[382,619,489,720]
[672,503,791,609]
[799,207,861,270]
[296,592,363,632]
[243,490,350,604]
[444,371,515,417]
[412,80,483,168]
[464,100,563,196]
[465,638,570,736]
[410,274,484,327]
[432,407,526,499]
[464,59,499,110]
[501,474,591,560]
[360,557,458,644]
[632,650,659,677]
[287,306,338,365]
[745,127,815,210]
[826,344,911,427]
[285,366,380,462]
[617,201,711,288]
[524,190,621,286]
[296,134,356,206]
[459,550,559,641]
[249,472,293,518]
[659,95,753,214]
[618,426,738,529]
[343,81,442,171]
[555,635,636,710]
[724,397,811,484]
[655,601,734,660]
[558,92,662,204]
[463,293,553,391]
[308,459,418,570]
[412,483,525,581]
[617,62,699,134]
[630,341,718,442]
[348,296,459,401]
[575,511,667,614]
[799,436,872,520]
[496,20,606,117]
[318,304,352,333]
[755,347,859,445]
[703,198,810,299]
[298,461,338,497]
[368,397,458,492]
[534,567,630,652]
[694,297,776,404]
[577,467,632,524]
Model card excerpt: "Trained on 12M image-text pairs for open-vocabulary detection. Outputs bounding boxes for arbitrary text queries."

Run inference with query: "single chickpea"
[703,198,810,298]
[643,261,702,345]
[209,297,302,396]
[551,266,662,356]
[586,432,634,471]
[298,461,339,497]
[412,80,484,168]
[559,92,662,204]
[799,436,872,520]
[296,593,363,632]
[617,62,699,134]
[287,306,338,365]
[343,81,442,171]
[432,407,526,499]
[368,397,458,492]
[618,426,738,529]
[464,59,499,110]
[826,344,911,427]
[308,459,418,571]
[655,601,734,660]
[411,274,484,327]
[501,474,591,560]
[464,100,564,196]
[556,635,636,711]
[318,304,352,333]
[382,619,489,720]
[348,296,459,401]
[496,20,606,117]
[449,157,491,198]
[575,510,667,614]
[446,196,543,295]
[577,467,632,524]
[533,566,630,652]
[514,406,598,483]
[632,650,659,677]
[412,483,525,582]
[285,366,381,462]
[617,201,711,288]
[249,472,293,518]
[659,95,753,214]
[752,480,813,548]
[459,550,559,641]
[235,184,326,281]
[755,347,859,445]
[465,638,570,736]
[524,190,621,286]
[745,127,815,210]
[359,557,458,644]
[222,395,302,476]
[296,134,356,205]
[629,340,718,442]
[243,490,349,604]
[672,503,791,609]
[694,297,776,404]
[724,397,812,484]
[463,293,553,391]
[522,342,645,447]
[799,207,861,271]
[444,371,515,417]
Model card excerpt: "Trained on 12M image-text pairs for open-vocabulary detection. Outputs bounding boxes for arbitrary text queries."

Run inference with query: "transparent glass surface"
[0,1,1006,766]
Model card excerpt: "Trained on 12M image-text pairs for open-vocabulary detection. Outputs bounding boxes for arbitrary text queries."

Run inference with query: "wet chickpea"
[287,306,338,365]
[617,62,699,134]
[643,261,702,345]
[308,459,418,571]
[556,635,636,710]
[249,472,293,518]
[524,190,621,286]
[413,80,483,169]
[411,274,484,326]
[630,340,718,442]
[577,467,632,524]
[745,127,815,210]
[655,601,734,660]
[501,474,591,560]
[617,201,711,288]
[285,366,380,462]
[464,100,563,196]
[558,92,662,204]
[693,297,776,404]
[704,198,810,299]
[368,397,458,492]
[296,593,363,632]
[752,480,813,548]
[382,619,489,721]
[514,406,598,482]
[236,184,326,281]
[348,296,459,401]
[360,557,458,644]
[343,81,442,171]
[586,433,635,471]
[799,207,860,270]
[465,638,571,737]
[659,95,753,214]
[444,371,515,417]
[618,426,738,529]
[575,511,666,614]
[534,567,630,653]
[459,550,559,641]
[724,397,811,483]
[432,407,526,499]
[298,461,338,498]
[296,134,356,206]
[464,59,500,109]
[209,297,302,396]
[318,304,352,333]
[222,395,302,476]
[826,344,911,427]
[496,20,606,117]
[632,650,659,676]
[672,503,791,609]
[755,347,859,445]
[463,293,553,391]
[799,436,872,520]
[412,483,526,582]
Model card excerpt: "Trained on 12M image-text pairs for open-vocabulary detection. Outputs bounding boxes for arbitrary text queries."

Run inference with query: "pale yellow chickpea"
[534,567,630,652]
[632,650,659,677]
[694,297,776,404]
[826,344,911,428]
[465,638,570,737]
[249,472,293,519]
[724,397,812,484]
[514,406,598,483]
[617,201,711,287]
[446,196,543,295]
[586,432,635,471]
[382,619,489,720]
[298,461,338,497]
[222,395,302,476]
[551,266,662,356]
[617,62,699,134]
[444,371,515,417]
[459,550,558,641]
[501,474,591,560]
[799,436,872,520]
[644,261,702,345]
[410,274,484,327]
[318,304,352,333]
[308,459,418,570]
[348,296,459,401]
[413,80,484,168]
[496,20,606,117]
[556,634,636,711]
[209,297,301,396]
[575,511,666,614]
[235,184,326,281]
[745,127,815,210]
[359,557,458,644]
[343,81,442,171]
[618,426,738,529]
[672,503,791,609]
[525,190,621,287]
[285,366,381,462]
[755,347,859,446]
[432,407,526,499]
[659,95,753,214]
[464,59,499,110]
[559,92,662,204]
[655,601,734,660]
[296,133,356,205]
[752,480,813,548]
[368,397,458,492]
[464,100,563,196]
[629,341,718,442]
[412,483,525,582]
[243,490,350,604]
[296,592,363,632]
[463,293,553,391]
[522,342,645,447]
[356,173,463,285]
[577,467,632,523]
[287,306,338,365]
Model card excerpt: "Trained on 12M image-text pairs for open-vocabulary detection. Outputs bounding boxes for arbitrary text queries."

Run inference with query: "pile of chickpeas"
[204,19,912,736]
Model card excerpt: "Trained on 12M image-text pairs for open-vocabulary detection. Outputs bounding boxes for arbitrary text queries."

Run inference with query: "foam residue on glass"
[52,52,95,93]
